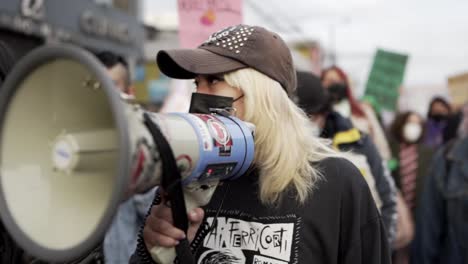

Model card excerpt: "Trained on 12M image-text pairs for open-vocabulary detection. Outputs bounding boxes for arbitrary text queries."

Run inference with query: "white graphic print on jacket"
[191,211,300,264]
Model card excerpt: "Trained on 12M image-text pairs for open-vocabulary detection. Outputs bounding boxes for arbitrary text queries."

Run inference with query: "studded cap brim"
[156,48,247,79]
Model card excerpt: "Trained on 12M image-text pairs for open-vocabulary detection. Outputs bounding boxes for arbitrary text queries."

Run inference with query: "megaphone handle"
[149,182,219,264]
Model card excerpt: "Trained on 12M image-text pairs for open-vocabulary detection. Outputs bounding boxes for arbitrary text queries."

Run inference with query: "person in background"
[295,70,397,244]
[388,111,433,264]
[389,111,432,211]
[321,66,393,162]
[96,51,135,99]
[412,102,468,264]
[96,51,154,264]
[443,109,463,144]
[131,24,391,264]
[424,96,452,148]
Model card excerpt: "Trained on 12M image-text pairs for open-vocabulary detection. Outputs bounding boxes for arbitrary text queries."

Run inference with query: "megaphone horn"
[0,45,255,262]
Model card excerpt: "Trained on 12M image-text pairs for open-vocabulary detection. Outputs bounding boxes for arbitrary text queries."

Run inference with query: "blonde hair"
[224,68,340,205]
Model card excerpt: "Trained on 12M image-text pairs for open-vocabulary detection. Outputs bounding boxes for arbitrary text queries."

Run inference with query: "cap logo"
[204,25,238,44]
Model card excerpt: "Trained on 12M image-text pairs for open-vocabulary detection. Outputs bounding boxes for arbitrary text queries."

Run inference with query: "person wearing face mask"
[130,25,391,264]
[388,111,433,264]
[424,96,452,148]
[412,103,468,264]
[321,66,392,163]
[295,71,397,245]
[389,111,432,214]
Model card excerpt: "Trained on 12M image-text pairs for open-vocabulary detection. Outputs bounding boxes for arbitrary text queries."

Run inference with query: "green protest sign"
[364,49,408,111]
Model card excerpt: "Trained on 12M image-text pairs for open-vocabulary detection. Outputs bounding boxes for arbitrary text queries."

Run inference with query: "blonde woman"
[131,25,390,264]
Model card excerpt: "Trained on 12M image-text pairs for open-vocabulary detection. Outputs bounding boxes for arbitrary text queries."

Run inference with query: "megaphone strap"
[143,113,195,264]
[134,189,160,264]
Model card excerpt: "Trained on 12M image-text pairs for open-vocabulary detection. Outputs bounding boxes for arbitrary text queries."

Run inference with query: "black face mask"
[327,83,348,103]
[429,113,448,123]
[189,93,234,114]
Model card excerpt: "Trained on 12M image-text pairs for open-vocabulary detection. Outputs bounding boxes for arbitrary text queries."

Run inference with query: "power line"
[245,0,319,44]
[245,0,347,66]
[245,0,295,35]
[265,0,309,41]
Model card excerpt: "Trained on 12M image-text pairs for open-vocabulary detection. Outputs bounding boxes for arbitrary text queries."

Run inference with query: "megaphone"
[0,45,255,263]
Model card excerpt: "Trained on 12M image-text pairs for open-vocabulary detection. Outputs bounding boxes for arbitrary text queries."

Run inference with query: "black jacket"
[131,157,391,263]
[412,137,468,263]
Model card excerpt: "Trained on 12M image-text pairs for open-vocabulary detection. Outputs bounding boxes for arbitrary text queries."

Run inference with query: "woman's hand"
[143,196,205,251]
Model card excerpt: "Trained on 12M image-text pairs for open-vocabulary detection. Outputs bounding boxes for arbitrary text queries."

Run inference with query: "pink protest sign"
[178,0,243,48]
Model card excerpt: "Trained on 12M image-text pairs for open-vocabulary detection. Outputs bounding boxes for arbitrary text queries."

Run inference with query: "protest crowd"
[0,1,467,264]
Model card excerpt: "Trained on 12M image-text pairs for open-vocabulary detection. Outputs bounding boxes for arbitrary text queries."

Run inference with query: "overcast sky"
[143,0,468,101]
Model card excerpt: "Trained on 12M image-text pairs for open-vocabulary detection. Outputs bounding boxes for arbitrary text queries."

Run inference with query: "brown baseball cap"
[156,24,296,95]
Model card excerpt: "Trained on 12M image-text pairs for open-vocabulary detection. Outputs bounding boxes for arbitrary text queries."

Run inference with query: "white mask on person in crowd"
[403,122,422,143]
[333,100,351,118]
